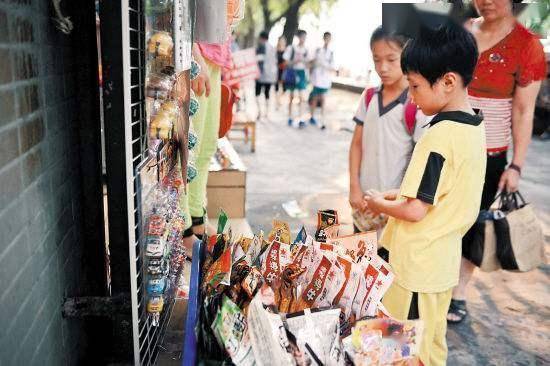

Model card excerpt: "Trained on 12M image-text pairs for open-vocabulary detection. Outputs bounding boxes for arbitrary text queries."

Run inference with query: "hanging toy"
[147,31,174,58]
[188,131,198,150]
[189,97,200,117]
[190,60,201,81]
[147,276,167,296]
[147,296,164,326]
[187,165,198,183]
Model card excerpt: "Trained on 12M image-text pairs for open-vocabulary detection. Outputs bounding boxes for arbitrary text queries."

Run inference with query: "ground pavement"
[231,88,550,366]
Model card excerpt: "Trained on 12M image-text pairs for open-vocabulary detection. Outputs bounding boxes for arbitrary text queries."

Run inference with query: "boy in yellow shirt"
[365,24,486,366]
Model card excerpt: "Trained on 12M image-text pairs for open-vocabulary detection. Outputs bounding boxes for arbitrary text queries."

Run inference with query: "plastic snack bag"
[260,241,292,286]
[284,308,345,366]
[268,220,291,244]
[247,286,296,366]
[327,232,378,264]
[351,328,382,366]
[315,209,339,242]
[211,296,256,366]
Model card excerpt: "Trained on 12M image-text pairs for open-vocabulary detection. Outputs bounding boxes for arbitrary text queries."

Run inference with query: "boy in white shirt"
[309,32,336,130]
[283,29,309,128]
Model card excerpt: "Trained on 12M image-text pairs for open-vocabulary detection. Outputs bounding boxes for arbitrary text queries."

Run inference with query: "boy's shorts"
[309,86,329,97]
[286,69,308,91]
[382,282,453,366]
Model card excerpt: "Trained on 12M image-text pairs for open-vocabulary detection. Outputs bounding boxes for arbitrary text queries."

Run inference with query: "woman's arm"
[500,80,542,192]
[191,43,211,97]
[349,125,366,211]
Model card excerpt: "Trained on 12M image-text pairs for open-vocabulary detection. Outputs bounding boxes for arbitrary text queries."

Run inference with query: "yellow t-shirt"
[380,111,487,293]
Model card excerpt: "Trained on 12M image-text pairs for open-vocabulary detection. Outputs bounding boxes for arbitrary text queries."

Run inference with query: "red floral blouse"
[468,22,547,151]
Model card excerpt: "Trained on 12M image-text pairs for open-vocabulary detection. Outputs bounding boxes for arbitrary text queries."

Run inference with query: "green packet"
[211,296,255,366]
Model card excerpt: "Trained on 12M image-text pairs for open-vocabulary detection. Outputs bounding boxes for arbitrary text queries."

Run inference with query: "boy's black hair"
[323,31,331,38]
[259,31,269,40]
[401,22,478,86]
[296,29,307,37]
[370,26,408,49]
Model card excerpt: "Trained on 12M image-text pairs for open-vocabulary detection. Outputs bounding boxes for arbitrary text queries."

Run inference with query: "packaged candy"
[147,275,166,296]
[315,209,339,242]
[146,237,166,259]
[267,220,291,244]
[146,214,166,237]
[327,232,378,264]
[147,295,164,313]
[148,31,174,58]
[211,296,256,366]
[146,72,174,101]
[332,255,363,320]
[284,308,345,366]
[260,241,292,286]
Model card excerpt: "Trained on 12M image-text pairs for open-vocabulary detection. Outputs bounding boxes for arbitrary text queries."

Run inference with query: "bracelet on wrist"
[508,163,522,175]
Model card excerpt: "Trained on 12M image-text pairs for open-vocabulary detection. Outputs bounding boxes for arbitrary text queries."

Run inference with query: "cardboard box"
[206,138,246,218]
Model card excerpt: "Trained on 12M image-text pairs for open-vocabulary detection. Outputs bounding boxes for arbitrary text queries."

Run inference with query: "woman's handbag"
[464,191,545,272]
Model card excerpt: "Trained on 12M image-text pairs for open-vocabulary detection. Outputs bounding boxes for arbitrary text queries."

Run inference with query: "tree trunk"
[282,1,304,44]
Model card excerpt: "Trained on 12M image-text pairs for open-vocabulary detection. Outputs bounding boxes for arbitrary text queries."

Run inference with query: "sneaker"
[320,124,326,130]
[309,117,317,126]
[288,118,293,127]
[298,121,306,129]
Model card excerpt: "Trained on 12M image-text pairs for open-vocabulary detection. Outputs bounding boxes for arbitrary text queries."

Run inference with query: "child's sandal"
[447,299,468,324]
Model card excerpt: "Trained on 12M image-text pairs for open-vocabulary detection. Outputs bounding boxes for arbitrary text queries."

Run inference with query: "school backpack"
[364,87,417,136]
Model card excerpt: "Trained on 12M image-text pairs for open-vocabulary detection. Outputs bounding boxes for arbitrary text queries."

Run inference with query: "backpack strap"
[403,99,417,136]
[364,87,377,110]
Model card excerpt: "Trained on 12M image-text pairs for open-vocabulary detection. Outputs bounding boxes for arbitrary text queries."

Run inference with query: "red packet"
[260,241,292,285]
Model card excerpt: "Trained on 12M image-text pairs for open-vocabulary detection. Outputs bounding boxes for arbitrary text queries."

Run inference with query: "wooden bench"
[229,111,256,152]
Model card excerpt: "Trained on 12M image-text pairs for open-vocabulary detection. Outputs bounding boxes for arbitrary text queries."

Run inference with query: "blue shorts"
[286,69,308,91]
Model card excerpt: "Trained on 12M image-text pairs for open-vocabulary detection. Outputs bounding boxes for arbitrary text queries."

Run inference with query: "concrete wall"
[0,2,87,365]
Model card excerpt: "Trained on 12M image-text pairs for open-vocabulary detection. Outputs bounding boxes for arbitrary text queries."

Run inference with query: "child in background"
[275,35,287,108]
[365,24,486,365]
[308,31,336,130]
[284,29,309,128]
[348,27,424,247]
[255,31,278,120]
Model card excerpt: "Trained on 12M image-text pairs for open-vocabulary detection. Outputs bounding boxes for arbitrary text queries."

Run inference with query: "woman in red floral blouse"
[448,0,547,323]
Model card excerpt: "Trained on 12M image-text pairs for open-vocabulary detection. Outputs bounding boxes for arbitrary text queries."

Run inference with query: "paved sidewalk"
[233,87,550,366]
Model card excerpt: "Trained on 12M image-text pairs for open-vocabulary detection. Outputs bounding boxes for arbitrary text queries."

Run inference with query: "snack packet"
[327,232,378,264]
[284,308,345,366]
[260,241,292,286]
[268,220,291,244]
[242,267,265,298]
[352,255,394,318]
[295,254,345,310]
[350,328,382,366]
[247,286,296,366]
[203,246,232,291]
[315,209,339,242]
[332,255,363,321]
[352,317,424,365]
[211,296,256,366]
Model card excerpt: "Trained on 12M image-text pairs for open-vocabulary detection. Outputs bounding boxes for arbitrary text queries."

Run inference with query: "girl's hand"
[350,185,367,212]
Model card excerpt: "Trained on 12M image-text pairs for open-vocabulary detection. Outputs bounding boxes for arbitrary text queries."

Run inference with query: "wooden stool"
[229,112,256,152]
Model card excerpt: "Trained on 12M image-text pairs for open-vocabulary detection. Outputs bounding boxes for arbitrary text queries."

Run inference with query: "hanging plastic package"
[190,59,201,81]
[189,96,200,117]
[148,31,174,58]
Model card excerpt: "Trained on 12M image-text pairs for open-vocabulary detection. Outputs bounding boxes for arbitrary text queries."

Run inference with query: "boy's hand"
[350,185,367,212]
[382,189,399,201]
[364,190,384,216]
[498,168,520,193]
